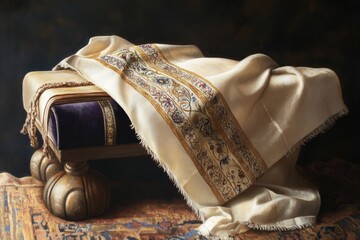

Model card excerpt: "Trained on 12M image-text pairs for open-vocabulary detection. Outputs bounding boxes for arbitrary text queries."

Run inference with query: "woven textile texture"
[0,158,359,239]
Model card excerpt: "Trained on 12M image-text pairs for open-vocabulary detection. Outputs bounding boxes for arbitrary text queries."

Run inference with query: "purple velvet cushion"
[48,100,138,149]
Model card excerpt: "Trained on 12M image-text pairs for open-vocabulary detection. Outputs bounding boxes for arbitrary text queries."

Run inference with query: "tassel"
[21,81,94,155]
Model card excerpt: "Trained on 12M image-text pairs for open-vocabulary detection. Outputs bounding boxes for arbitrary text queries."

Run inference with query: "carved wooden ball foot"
[43,161,111,221]
[30,148,63,182]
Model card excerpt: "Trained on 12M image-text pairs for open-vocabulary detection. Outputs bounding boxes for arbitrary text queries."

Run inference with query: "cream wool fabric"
[54,36,347,239]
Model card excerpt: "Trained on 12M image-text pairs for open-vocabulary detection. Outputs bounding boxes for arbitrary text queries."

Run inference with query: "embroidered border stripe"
[96,45,267,203]
[96,55,228,202]
[96,54,228,202]
[136,45,268,180]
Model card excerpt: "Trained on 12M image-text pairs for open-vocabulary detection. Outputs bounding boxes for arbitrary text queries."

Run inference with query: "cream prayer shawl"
[53,36,347,239]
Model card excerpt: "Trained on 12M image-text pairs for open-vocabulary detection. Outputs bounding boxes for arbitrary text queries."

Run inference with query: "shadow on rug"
[0,172,201,239]
[0,158,359,239]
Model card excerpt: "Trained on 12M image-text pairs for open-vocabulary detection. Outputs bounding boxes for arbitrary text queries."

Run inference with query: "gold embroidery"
[96,45,268,203]
[98,100,117,145]
[137,45,267,181]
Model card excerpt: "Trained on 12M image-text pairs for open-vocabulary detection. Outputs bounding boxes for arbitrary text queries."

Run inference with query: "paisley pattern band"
[97,45,267,203]
[98,100,117,145]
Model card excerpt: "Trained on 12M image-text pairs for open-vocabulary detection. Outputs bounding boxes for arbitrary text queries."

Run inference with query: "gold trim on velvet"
[98,100,117,145]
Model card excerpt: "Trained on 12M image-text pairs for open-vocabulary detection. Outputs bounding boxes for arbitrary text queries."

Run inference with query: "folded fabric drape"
[52,35,347,239]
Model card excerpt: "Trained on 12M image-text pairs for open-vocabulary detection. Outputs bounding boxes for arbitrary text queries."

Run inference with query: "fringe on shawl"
[286,106,349,156]
[129,124,202,218]
[197,220,315,239]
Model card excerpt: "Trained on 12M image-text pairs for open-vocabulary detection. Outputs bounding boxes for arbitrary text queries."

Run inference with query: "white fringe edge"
[197,221,315,240]
[286,106,349,156]
[130,124,202,218]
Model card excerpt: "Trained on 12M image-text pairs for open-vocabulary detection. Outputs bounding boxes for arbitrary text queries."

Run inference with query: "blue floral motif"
[172,110,185,124]
[220,156,229,166]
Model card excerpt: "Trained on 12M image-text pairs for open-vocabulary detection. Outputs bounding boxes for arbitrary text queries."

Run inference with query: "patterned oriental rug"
[0,158,359,240]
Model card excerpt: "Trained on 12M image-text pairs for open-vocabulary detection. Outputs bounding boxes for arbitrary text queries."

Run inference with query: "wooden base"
[30,149,111,221]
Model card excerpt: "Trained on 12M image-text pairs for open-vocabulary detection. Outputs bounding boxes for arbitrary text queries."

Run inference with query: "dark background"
[0,0,359,177]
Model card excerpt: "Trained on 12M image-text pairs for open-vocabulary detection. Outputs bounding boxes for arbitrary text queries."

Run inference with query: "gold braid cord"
[21,81,94,156]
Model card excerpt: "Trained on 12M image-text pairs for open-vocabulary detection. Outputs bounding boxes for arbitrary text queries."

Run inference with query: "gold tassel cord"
[21,81,94,154]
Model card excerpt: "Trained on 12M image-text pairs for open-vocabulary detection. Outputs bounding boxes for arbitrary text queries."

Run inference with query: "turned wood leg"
[30,148,63,182]
[43,161,111,221]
